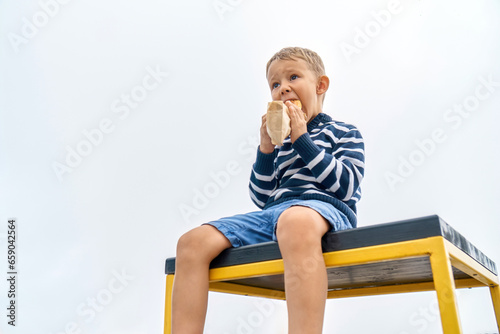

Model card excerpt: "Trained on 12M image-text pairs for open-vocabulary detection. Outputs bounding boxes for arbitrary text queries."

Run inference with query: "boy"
[172,47,365,334]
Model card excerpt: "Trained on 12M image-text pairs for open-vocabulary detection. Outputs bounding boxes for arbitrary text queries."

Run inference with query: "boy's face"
[266,58,328,122]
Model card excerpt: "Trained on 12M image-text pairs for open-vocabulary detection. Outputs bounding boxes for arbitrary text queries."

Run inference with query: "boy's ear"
[316,75,330,95]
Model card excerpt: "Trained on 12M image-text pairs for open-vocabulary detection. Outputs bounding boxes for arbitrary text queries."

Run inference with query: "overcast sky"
[1,0,500,333]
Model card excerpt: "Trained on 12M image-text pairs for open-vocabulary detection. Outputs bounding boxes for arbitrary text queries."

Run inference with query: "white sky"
[1,0,499,333]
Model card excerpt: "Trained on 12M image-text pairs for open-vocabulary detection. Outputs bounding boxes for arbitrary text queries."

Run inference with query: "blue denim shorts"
[203,199,352,248]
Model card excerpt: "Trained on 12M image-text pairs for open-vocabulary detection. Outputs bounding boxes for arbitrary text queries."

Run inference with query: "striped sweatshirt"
[249,113,365,227]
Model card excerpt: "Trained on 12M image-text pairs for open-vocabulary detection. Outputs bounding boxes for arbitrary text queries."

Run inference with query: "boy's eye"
[272,82,280,89]
[290,74,298,81]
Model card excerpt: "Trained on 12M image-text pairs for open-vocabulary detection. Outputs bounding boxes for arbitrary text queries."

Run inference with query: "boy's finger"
[285,102,306,121]
[285,101,296,111]
[284,101,297,117]
[261,114,268,126]
[285,101,301,115]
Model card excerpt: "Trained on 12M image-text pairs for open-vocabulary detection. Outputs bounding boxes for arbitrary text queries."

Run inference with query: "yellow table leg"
[429,240,462,334]
[164,274,174,334]
[490,284,500,332]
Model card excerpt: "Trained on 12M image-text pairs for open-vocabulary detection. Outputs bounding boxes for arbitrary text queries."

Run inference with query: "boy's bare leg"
[171,224,232,334]
[276,206,330,334]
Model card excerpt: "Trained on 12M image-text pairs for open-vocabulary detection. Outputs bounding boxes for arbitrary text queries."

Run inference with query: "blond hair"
[266,47,325,78]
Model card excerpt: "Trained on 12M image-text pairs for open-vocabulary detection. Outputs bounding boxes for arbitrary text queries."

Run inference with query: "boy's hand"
[259,114,275,154]
[285,101,307,143]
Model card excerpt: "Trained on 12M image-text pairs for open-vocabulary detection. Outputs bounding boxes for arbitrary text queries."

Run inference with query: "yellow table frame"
[164,235,500,333]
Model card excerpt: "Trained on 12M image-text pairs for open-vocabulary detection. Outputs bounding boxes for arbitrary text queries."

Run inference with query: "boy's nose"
[280,86,291,94]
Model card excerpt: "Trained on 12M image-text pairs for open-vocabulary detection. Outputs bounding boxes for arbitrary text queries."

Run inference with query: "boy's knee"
[276,206,329,246]
[176,225,231,263]
[176,229,201,260]
[177,227,210,257]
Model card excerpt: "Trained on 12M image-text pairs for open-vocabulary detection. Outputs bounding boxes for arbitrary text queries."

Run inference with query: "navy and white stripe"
[249,113,365,227]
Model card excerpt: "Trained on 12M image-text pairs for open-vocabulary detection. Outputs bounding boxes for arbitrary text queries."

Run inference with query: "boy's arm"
[249,114,279,208]
[293,127,365,202]
[249,148,278,208]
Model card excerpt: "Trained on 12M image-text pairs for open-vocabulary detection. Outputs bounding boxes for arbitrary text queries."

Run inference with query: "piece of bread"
[290,99,302,109]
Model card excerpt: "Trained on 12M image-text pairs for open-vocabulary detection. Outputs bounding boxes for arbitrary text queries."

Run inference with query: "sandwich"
[266,100,304,146]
